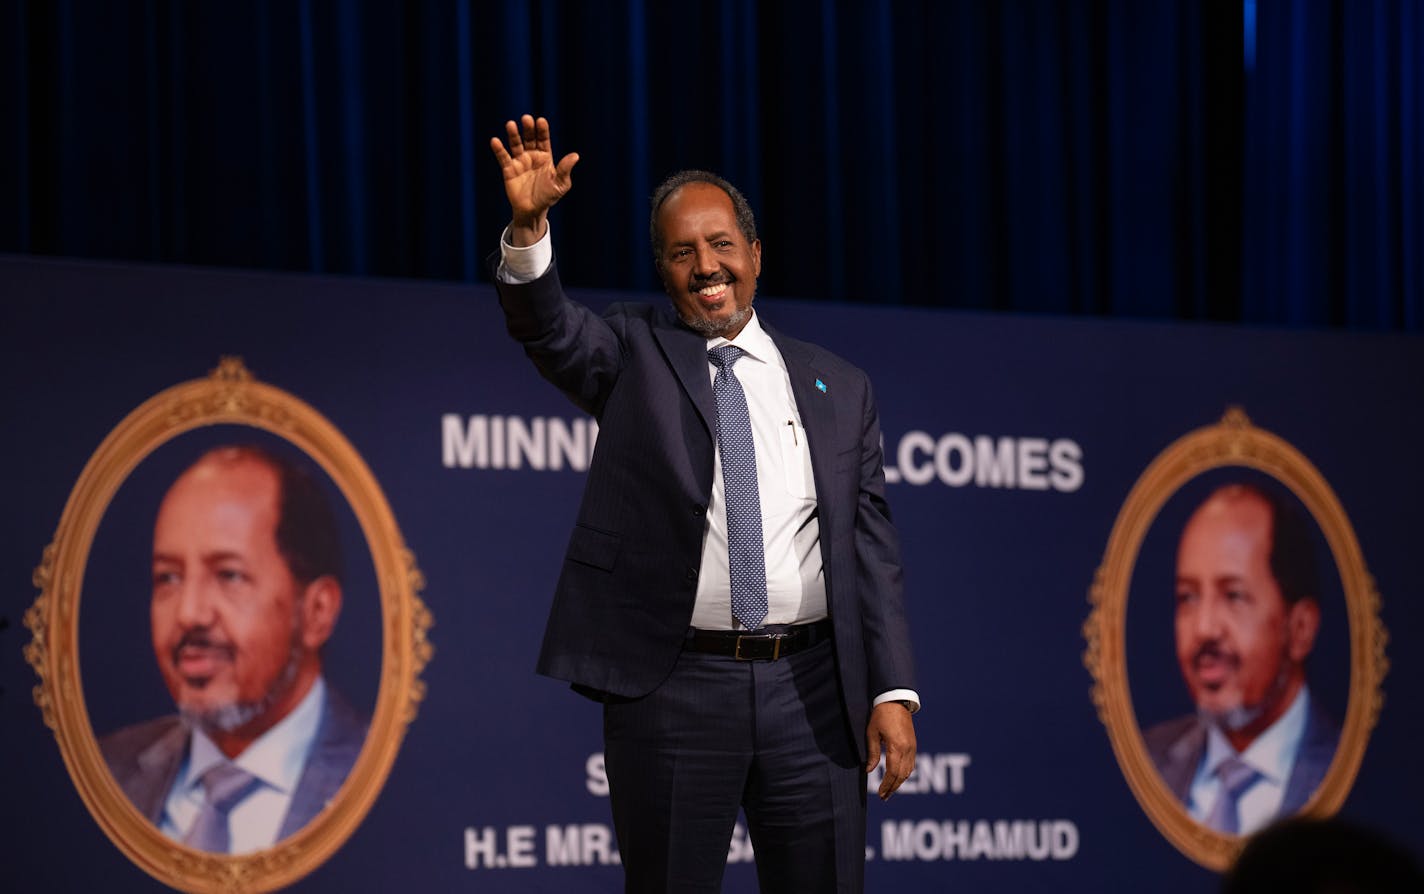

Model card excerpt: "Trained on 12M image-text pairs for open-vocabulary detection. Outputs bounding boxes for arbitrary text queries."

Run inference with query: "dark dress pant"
[603,638,866,893]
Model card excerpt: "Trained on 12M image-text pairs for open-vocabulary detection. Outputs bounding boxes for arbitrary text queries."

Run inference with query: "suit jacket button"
[692,505,705,517]
[686,567,698,582]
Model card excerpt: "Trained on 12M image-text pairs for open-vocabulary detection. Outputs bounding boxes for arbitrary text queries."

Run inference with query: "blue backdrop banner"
[2,256,1420,892]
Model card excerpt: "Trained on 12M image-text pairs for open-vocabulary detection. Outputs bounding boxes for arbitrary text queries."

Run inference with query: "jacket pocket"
[565,524,620,571]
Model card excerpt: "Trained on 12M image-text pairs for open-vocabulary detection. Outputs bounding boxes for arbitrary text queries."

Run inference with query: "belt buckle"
[734,633,783,661]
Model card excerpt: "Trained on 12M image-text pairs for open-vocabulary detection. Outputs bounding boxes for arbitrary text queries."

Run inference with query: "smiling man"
[1145,482,1339,836]
[100,445,366,854]
[489,115,919,893]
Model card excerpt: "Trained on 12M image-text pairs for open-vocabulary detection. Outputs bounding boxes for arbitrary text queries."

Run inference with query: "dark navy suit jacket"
[1144,695,1340,823]
[495,262,916,760]
[99,684,367,847]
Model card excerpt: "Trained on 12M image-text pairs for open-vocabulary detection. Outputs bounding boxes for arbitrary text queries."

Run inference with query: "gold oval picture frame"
[24,357,433,893]
[1083,407,1387,871]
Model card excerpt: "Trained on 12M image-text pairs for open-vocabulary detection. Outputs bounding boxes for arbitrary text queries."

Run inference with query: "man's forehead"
[158,457,282,526]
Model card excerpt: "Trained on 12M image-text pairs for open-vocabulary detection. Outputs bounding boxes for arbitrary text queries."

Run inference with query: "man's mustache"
[171,628,236,664]
[1191,640,1239,672]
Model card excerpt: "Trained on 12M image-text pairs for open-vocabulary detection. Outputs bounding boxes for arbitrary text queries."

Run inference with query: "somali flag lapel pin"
[815,378,827,393]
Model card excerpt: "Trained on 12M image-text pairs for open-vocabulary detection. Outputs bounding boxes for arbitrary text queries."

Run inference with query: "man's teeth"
[698,283,728,298]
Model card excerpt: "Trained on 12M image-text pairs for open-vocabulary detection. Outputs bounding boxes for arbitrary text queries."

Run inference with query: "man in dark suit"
[100,445,366,854]
[489,115,918,892]
[1145,482,1339,836]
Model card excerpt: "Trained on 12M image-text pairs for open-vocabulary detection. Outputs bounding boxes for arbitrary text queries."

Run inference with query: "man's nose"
[693,244,720,276]
[1192,596,1225,639]
[174,577,218,628]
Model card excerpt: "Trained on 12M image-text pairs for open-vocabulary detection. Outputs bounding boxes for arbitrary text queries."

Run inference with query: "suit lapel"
[653,313,715,437]
[132,720,190,823]
[770,328,839,517]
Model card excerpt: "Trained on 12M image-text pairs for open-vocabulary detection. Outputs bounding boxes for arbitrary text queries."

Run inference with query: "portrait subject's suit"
[494,262,916,764]
[1145,697,1340,822]
[99,686,367,846]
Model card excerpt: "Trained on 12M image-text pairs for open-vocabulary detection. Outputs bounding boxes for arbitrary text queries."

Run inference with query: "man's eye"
[715,240,732,249]
[1175,589,1196,606]
[153,571,180,588]
[1225,588,1247,603]
[216,568,248,585]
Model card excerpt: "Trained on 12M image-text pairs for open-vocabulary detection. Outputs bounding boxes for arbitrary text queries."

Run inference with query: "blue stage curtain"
[1,1,1418,331]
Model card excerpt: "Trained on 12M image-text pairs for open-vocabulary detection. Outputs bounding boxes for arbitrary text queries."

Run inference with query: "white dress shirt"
[1188,684,1313,835]
[161,676,327,854]
[499,226,919,712]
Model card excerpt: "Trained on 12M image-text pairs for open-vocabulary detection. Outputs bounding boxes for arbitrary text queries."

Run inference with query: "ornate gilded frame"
[25,358,433,893]
[1083,408,1387,870]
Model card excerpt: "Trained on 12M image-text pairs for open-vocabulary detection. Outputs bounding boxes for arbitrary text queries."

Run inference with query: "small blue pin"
[815,378,827,393]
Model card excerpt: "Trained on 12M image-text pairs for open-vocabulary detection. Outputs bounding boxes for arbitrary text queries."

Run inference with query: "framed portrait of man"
[1084,408,1386,870]
[26,359,432,893]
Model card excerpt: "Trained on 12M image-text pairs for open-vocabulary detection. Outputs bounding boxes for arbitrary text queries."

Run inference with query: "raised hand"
[489,114,580,246]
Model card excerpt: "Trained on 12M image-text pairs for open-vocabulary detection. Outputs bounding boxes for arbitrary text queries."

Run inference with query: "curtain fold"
[2,0,1418,331]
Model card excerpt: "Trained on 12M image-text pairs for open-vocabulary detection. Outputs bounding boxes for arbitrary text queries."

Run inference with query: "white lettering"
[974,436,1015,488]
[442,415,599,472]
[546,824,620,866]
[464,826,499,869]
[443,414,489,468]
[507,417,545,470]
[1050,438,1084,492]
[896,431,937,485]
[880,819,1079,862]
[507,825,536,868]
[883,431,1085,493]
[586,752,609,797]
[1017,438,1050,490]
[934,433,974,487]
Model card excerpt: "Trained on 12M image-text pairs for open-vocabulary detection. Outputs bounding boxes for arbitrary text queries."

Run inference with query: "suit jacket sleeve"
[852,377,915,700]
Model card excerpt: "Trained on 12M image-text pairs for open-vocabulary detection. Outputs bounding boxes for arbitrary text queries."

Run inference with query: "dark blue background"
[3,256,1420,892]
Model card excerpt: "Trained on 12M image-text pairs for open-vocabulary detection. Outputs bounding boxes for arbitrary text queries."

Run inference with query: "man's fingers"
[877,746,916,800]
[489,136,513,166]
[556,152,581,183]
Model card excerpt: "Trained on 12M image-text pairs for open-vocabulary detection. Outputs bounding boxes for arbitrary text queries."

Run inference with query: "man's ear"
[299,576,343,650]
[1286,597,1321,663]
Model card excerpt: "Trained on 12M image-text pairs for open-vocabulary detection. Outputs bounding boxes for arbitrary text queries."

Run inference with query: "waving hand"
[489,114,580,246]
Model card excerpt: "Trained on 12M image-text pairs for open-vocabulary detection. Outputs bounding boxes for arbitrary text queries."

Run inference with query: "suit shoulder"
[1142,714,1201,763]
[98,715,184,771]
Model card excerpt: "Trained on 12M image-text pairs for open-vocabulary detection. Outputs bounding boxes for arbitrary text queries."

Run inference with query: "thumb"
[865,727,882,774]
[555,152,580,183]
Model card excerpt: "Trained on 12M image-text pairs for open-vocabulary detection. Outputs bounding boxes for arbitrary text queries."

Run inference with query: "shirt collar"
[1203,684,1311,784]
[707,310,774,365]
[180,676,328,795]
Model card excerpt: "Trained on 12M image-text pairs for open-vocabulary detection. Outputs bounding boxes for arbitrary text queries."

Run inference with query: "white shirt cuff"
[873,689,921,714]
[497,223,554,283]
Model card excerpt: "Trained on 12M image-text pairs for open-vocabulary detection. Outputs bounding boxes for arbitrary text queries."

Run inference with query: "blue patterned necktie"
[183,762,260,852]
[1205,756,1260,835]
[708,345,768,631]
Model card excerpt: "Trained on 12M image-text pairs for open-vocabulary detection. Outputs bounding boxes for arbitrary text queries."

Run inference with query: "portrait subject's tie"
[1205,755,1260,835]
[708,345,769,631]
[184,762,260,853]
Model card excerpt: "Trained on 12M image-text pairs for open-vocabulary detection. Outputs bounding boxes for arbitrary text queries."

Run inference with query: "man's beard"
[178,629,306,735]
[1196,653,1294,734]
[679,303,753,338]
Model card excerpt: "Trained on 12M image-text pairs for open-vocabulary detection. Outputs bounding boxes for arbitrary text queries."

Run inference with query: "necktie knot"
[708,345,744,370]
[1204,755,1260,835]
[183,762,259,852]
[1215,756,1259,798]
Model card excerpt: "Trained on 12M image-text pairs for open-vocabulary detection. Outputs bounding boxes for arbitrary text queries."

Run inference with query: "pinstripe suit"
[495,260,915,891]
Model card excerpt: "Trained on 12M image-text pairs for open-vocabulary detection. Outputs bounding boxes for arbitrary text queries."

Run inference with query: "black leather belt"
[683,620,832,661]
